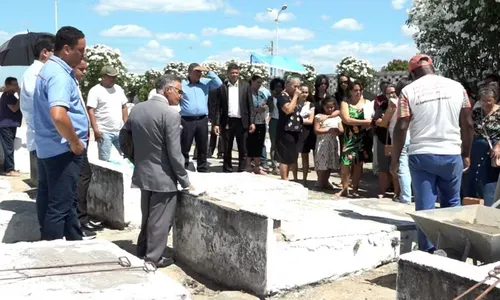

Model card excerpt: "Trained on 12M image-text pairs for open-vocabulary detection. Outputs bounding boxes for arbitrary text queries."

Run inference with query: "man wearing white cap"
[87,65,129,161]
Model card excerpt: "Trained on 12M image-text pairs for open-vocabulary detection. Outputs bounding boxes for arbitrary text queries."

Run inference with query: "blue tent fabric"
[250,52,306,74]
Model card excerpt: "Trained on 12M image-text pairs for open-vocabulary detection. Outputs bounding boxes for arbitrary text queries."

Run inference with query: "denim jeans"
[36,151,83,241]
[97,131,121,161]
[409,154,462,252]
[398,137,412,204]
[462,138,499,207]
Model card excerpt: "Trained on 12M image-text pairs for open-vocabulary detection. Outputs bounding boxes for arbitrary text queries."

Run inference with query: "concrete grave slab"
[173,172,417,296]
[397,251,500,300]
[0,239,190,300]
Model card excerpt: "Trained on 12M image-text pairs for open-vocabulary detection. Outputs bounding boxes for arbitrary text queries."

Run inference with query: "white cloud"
[224,3,239,15]
[254,9,295,22]
[201,27,218,36]
[0,31,9,43]
[95,0,224,15]
[219,25,314,41]
[205,47,259,62]
[401,24,418,38]
[321,15,330,21]
[392,0,407,9]
[207,41,417,73]
[132,40,174,63]
[156,32,197,40]
[201,40,212,47]
[332,18,364,31]
[100,25,152,37]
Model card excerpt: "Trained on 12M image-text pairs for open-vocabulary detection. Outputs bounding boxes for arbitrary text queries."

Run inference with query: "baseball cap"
[100,65,118,77]
[408,54,433,72]
[188,63,200,73]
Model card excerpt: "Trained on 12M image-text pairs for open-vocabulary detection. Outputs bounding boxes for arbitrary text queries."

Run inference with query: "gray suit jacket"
[119,94,190,192]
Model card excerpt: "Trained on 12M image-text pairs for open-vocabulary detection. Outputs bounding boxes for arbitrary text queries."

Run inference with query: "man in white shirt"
[19,34,55,181]
[392,54,474,253]
[87,66,128,161]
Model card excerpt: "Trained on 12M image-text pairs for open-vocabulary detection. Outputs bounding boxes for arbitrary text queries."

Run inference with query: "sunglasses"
[169,86,184,95]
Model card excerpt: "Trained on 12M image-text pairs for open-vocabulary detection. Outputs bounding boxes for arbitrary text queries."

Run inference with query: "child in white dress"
[314,96,344,190]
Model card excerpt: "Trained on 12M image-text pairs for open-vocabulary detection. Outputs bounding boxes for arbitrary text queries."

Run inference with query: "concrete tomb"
[0,239,190,299]
[86,163,417,296]
[397,251,500,300]
[173,172,416,296]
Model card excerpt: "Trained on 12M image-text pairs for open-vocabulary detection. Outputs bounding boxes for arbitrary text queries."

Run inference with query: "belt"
[181,115,207,121]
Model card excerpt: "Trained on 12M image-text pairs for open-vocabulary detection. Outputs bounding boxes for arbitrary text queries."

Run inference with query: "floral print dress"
[340,104,372,166]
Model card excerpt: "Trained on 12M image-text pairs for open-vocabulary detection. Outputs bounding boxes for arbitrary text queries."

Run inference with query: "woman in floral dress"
[336,82,373,197]
[463,87,500,206]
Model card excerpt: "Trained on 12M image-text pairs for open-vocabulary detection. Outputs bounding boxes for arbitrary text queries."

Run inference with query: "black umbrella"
[0,32,54,66]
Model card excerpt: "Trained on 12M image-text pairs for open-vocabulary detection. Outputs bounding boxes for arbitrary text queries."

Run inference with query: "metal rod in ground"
[0,256,131,272]
[474,278,500,300]
[0,264,155,282]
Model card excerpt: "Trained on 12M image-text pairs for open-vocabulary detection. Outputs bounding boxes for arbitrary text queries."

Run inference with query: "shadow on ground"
[111,239,232,295]
[0,199,40,243]
[335,209,414,230]
[368,273,397,290]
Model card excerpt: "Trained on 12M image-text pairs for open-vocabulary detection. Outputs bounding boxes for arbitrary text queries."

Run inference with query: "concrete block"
[87,159,140,229]
[174,173,416,297]
[397,251,500,300]
[0,239,190,299]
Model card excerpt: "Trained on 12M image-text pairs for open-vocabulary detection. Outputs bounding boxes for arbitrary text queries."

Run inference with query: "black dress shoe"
[151,257,175,268]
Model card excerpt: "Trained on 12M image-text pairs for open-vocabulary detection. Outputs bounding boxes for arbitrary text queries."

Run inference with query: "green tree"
[407,0,500,91]
[283,63,317,87]
[381,59,409,72]
[82,44,128,99]
[336,56,376,87]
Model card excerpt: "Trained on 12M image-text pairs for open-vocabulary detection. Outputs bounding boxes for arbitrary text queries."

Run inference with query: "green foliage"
[82,45,127,99]
[336,56,376,88]
[381,59,409,72]
[283,63,317,87]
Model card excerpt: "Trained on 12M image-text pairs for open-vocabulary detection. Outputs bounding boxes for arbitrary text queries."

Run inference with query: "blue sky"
[0,0,417,84]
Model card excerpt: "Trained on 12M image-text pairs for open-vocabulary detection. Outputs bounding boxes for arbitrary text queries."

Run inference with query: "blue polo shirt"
[33,56,89,159]
[180,71,222,117]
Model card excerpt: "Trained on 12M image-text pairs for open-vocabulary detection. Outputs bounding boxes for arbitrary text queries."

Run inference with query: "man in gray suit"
[120,73,191,268]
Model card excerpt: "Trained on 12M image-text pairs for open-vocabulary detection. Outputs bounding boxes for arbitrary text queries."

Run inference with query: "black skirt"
[276,129,300,164]
[299,125,316,154]
[247,124,266,157]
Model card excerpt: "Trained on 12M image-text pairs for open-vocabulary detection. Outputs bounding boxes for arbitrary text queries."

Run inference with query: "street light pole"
[54,0,58,33]
[267,4,287,77]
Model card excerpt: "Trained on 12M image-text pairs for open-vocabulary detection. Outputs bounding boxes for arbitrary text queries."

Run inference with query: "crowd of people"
[1,24,500,266]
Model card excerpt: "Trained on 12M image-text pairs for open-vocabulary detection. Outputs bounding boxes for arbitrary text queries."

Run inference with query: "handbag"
[480,110,500,168]
[384,131,392,157]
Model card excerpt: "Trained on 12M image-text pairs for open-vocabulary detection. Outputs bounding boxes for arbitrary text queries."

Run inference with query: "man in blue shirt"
[180,63,222,172]
[33,26,88,241]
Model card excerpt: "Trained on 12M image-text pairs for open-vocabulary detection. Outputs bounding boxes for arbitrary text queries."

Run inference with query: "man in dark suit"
[119,73,191,268]
[213,63,255,172]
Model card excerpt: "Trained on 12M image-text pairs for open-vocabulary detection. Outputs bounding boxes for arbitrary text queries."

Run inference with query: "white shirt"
[271,97,279,119]
[20,60,44,152]
[148,88,156,100]
[388,97,398,139]
[398,74,470,155]
[227,81,240,118]
[86,83,128,133]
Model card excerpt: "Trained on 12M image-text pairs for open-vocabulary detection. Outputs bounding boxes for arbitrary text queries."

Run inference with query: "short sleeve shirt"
[0,93,22,128]
[397,74,471,155]
[277,94,303,132]
[33,56,89,159]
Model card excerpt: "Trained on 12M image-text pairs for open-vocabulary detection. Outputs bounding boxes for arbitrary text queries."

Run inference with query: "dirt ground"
[3,156,399,300]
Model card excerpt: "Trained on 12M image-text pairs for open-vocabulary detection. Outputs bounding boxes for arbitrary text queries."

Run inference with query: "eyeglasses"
[340,81,349,84]
[168,86,184,95]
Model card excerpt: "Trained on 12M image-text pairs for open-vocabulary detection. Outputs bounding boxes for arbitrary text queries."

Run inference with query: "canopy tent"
[250,52,306,74]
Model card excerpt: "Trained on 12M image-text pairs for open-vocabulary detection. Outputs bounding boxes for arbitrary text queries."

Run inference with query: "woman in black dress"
[276,77,303,181]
